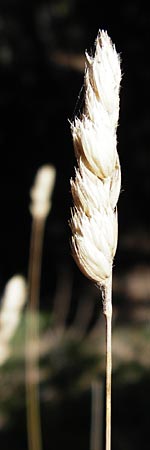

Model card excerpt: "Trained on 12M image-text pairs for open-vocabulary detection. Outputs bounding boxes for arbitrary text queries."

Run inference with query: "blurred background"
[0,0,150,449]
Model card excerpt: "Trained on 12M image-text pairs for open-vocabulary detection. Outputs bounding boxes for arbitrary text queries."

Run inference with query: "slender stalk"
[28,218,45,311]
[103,276,112,450]
[105,313,112,450]
[25,217,45,450]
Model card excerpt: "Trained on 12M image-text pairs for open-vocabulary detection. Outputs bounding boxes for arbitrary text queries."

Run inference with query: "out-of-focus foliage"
[0,308,150,450]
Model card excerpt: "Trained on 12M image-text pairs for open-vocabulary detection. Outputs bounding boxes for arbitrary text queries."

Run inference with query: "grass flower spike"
[30,165,56,219]
[0,275,27,365]
[70,29,121,293]
[70,30,121,450]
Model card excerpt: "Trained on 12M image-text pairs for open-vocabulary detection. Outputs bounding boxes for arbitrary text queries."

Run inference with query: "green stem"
[25,217,45,450]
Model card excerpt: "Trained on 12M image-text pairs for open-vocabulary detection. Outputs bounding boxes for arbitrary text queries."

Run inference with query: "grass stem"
[104,276,112,450]
[25,217,45,450]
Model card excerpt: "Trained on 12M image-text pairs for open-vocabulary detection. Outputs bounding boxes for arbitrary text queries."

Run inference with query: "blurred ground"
[0,1,150,449]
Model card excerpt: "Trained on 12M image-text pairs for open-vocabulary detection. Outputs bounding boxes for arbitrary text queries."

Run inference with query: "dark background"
[0,1,150,449]
[0,0,150,290]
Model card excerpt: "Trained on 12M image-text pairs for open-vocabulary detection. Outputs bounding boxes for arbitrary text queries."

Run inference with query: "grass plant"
[25,165,56,450]
[70,30,121,450]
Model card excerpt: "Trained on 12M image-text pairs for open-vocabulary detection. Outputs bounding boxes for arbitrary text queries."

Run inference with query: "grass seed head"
[30,165,56,219]
[70,30,121,286]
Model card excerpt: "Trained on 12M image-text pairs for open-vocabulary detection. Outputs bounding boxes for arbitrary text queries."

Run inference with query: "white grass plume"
[0,275,27,365]
[30,165,56,219]
[70,29,121,290]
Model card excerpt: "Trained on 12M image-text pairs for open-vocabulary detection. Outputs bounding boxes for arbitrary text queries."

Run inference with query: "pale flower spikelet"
[70,29,121,287]
[0,275,27,365]
[30,165,56,219]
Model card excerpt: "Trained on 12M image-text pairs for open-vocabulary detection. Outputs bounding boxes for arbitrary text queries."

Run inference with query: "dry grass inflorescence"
[70,30,122,450]
[70,30,121,292]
